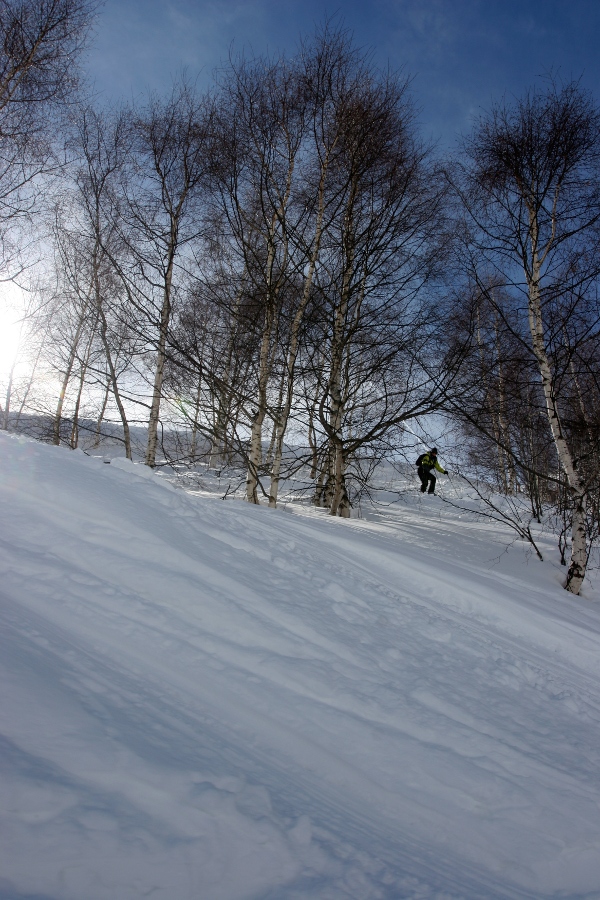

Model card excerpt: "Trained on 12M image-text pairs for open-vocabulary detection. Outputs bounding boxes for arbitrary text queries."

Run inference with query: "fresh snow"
[1,432,600,899]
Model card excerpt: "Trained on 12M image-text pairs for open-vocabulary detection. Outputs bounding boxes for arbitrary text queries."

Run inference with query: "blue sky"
[86,0,600,148]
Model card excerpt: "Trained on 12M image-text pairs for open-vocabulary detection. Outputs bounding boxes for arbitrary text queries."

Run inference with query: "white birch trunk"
[190,381,202,462]
[329,442,350,517]
[210,290,243,468]
[265,369,286,473]
[268,171,328,507]
[246,206,286,503]
[53,313,87,445]
[15,324,49,430]
[70,364,87,449]
[98,306,132,460]
[93,380,110,448]
[324,246,353,515]
[70,308,99,449]
[245,134,296,503]
[91,237,132,460]
[246,313,272,503]
[146,242,176,468]
[2,359,16,430]
[326,235,360,517]
[527,214,587,593]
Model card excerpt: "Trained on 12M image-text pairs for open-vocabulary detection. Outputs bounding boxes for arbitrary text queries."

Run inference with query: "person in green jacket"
[416,448,447,494]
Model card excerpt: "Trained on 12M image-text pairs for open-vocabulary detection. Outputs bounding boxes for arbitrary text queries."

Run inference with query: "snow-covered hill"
[1,432,600,900]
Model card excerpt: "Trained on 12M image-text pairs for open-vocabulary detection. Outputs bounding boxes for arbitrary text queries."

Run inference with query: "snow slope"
[1,431,600,899]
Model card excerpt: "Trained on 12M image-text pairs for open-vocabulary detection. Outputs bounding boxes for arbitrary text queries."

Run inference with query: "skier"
[416,448,447,494]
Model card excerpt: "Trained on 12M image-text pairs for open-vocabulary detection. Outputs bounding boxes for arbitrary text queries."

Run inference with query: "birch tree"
[47,260,94,445]
[119,79,212,467]
[0,0,98,264]
[457,81,600,593]
[210,53,308,502]
[206,28,449,509]
[266,29,355,508]
[62,105,135,456]
[308,66,448,515]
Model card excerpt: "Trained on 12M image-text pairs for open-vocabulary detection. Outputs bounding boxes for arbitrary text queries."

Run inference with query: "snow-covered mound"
[1,432,600,900]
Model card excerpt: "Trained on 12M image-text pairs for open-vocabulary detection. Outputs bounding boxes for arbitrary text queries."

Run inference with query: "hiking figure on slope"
[416,448,447,494]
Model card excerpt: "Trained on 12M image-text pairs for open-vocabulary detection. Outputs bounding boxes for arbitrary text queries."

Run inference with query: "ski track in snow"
[1,433,600,899]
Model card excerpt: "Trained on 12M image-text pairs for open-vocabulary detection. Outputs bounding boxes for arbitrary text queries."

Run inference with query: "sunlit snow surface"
[1,432,600,900]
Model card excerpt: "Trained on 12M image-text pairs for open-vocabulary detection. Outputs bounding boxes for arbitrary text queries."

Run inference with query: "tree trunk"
[91,233,132,460]
[15,325,50,430]
[268,155,329,508]
[2,359,16,430]
[244,126,296,502]
[246,306,275,502]
[70,313,98,449]
[246,218,280,504]
[528,216,587,593]
[98,307,132,460]
[53,312,87,445]
[325,256,354,516]
[146,242,176,468]
[70,363,87,448]
[265,368,286,475]
[267,405,287,508]
[493,309,514,493]
[93,379,110,448]
[190,380,202,463]
[329,441,350,517]
[313,456,329,507]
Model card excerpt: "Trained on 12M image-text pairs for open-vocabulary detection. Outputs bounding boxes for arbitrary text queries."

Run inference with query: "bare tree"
[307,62,448,515]
[112,78,212,467]
[67,104,135,457]
[455,80,600,594]
[0,0,98,262]
[209,51,308,503]
[46,261,93,445]
[203,27,449,511]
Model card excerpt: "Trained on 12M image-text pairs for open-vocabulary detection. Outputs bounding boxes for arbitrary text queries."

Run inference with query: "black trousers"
[418,467,436,493]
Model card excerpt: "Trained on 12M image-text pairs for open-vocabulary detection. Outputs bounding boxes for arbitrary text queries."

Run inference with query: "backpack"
[416,453,426,467]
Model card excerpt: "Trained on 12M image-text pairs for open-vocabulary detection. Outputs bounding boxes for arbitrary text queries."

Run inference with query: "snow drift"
[1,431,600,899]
